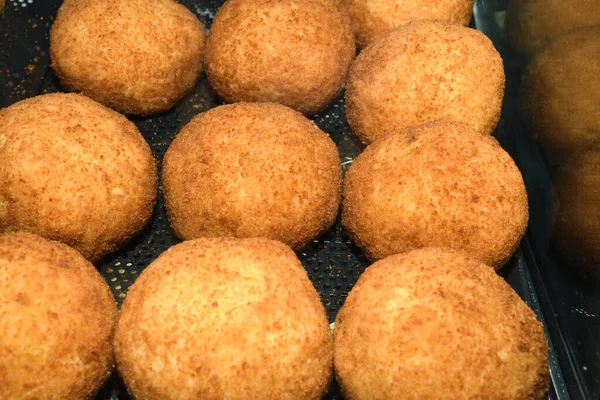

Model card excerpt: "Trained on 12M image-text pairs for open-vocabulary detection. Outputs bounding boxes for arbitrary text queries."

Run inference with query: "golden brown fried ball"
[341,0,475,48]
[162,102,341,250]
[0,93,157,262]
[115,237,333,400]
[505,0,600,56]
[553,148,600,278]
[334,247,549,400]
[0,232,117,399]
[522,27,600,164]
[346,20,504,145]
[342,122,528,269]
[204,0,355,115]
[50,0,205,116]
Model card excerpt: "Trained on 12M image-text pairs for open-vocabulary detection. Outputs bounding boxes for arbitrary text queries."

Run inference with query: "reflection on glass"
[553,148,600,281]
[521,27,600,165]
[505,0,600,56]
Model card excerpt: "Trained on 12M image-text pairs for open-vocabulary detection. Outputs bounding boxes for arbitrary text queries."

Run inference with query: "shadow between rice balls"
[0,93,157,262]
[342,121,528,269]
[0,232,117,400]
[50,0,206,116]
[345,20,505,145]
[204,0,355,115]
[341,0,475,48]
[521,27,600,165]
[162,102,341,250]
[114,237,333,400]
[333,248,549,400]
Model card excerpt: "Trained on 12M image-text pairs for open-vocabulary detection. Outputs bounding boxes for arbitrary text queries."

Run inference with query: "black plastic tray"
[0,0,573,398]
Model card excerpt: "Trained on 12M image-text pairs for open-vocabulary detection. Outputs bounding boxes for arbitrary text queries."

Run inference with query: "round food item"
[0,93,157,262]
[162,102,341,250]
[341,0,475,48]
[553,148,600,278]
[334,247,549,400]
[50,0,205,116]
[346,20,504,145]
[204,0,355,115]
[342,121,528,269]
[505,0,600,56]
[522,27,600,164]
[0,231,117,399]
[115,237,333,400]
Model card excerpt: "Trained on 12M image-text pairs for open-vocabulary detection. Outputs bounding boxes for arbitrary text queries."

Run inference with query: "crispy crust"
[341,121,528,269]
[115,237,333,400]
[553,148,600,277]
[162,102,341,250]
[345,20,504,145]
[50,0,205,116]
[341,0,475,48]
[0,93,157,262]
[0,232,117,399]
[521,27,600,164]
[205,0,355,115]
[334,248,549,400]
[505,0,600,56]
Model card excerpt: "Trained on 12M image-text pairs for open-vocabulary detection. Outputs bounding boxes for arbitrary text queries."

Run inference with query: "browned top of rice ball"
[522,27,600,164]
[341,0,475,48]
[0,232,117,399]
[0,93,157,262]
[115,237,332,400]
[342,122,528,269]
[553,147,600,274]
[334,248,549,400]
[505,0,600,56]
[204,0,355,115]
[346,20,504,145]
[50,0,205,116]
[162,102,341,250]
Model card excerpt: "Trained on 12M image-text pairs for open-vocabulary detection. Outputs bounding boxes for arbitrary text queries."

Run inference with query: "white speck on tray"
[194,6,215,20]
